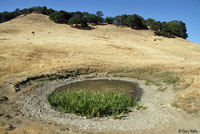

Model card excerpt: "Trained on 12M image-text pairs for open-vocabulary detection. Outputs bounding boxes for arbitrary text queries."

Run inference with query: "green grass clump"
[48,90,135,118]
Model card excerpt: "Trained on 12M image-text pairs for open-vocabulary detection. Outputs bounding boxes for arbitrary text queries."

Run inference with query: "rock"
[161,105,166,108]
[15,87,20,92]
[8,124,16,131]
[5,115,12,119]
[0,96,8,103]
[60,127,69,131]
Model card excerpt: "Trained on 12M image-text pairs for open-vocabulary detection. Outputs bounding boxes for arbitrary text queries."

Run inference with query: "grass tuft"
[48,90,135,118]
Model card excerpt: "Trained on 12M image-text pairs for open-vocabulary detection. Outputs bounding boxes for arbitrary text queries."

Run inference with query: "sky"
[0,0,199,44]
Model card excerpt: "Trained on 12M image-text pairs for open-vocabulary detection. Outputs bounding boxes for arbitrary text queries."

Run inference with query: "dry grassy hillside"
[0,13,200,133]
[1,14,200,82]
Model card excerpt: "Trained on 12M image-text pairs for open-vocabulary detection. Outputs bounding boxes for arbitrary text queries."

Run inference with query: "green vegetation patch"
[48,90,135,118]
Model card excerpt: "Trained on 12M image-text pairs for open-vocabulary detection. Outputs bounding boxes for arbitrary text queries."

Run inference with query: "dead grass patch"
[108,44,136,52]
[175,79,193,90]
[0,38,8,40]
[0,29,19,34]
[172,89,200,114]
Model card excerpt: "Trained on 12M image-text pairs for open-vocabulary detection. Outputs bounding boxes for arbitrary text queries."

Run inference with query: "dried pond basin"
[17,77,175,131]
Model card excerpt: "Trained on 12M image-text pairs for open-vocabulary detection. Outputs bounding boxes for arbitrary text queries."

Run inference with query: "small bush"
[48,90,135,118]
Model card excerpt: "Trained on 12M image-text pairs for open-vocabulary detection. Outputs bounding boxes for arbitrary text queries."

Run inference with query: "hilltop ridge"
[0,6,188,39]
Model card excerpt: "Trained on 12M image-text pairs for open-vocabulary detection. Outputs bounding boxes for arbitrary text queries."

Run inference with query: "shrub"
[105,17,114,24]
[48,90,135,118]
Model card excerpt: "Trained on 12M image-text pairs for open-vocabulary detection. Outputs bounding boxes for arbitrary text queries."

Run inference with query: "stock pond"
[54,79,139,98]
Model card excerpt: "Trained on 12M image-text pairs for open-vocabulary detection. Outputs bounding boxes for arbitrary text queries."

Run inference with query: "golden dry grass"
[173,89,200,113]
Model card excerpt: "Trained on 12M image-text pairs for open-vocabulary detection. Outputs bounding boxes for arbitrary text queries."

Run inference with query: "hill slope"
[0,14,200,82]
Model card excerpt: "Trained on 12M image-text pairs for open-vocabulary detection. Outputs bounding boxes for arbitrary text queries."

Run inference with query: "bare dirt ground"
[0,14,200,134]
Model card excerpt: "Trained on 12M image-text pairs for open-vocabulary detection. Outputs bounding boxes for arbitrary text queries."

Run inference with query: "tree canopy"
[125,14,147,29]
[0,6,188,38]
[96,11,104,17]
[68,14,88,28]
[167,21,188,39]
[105,17,114,24]
[49,11,72,24]
[113,14,147,30]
